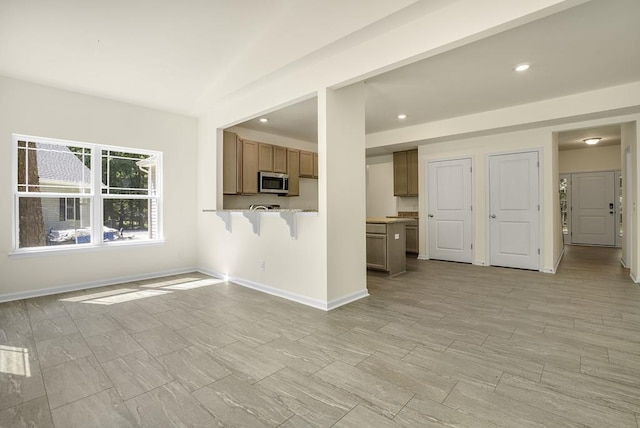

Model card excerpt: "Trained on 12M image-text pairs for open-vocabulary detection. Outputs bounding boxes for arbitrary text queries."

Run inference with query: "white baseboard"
[541,246,565,274]
[473,260,486,266]
[630,271,639,283]
[417,254,428,260]
[621,257,629,268]
[0,267,198,303]
[197,268,368,311]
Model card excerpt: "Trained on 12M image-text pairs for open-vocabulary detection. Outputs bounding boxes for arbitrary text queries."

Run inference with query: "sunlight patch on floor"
[0,345,30,377]
[162,278,224,290]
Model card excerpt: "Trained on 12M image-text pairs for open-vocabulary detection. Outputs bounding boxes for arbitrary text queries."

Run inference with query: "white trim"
[9,239,165,259]
[473,260,486,266]
[621,257,628,269]
[543,245,565,274]
[630,271,639,284]
[327,290,370,311]
[417,254,428,260]
[0,267,196,303]
[198,267,368,311]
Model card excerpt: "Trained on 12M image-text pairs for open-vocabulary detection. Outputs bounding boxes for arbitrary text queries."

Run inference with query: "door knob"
[428,214,434,218]
[490,214,496,218]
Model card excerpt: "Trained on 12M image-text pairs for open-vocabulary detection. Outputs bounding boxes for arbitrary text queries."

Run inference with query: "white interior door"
[489,151,539,270]
[427,158,472,263]
[571,171,615,246]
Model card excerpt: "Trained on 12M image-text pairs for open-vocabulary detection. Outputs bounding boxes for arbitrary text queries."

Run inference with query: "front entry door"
[489,151,539,270]
[427,158,472,263]
[571,171,615,246]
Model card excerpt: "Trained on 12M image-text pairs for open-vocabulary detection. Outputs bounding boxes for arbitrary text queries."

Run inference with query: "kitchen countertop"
[366,217,414,224]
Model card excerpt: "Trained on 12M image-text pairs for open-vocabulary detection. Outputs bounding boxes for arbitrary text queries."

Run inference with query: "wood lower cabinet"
[273,146,287,173]
[405,220,418,253]
[366,221,407,276]
[223,131,242,194]
[287,149,300,196]
[242,140,259,194]
[394,149,418,196]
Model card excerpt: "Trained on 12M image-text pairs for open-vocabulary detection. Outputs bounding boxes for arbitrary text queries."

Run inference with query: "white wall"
[559,145,621,173]
[0,76,198,300]
[366,155,395,217]
[366,155,418,218]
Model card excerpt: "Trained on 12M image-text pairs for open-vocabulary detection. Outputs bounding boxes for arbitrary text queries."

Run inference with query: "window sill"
[8,239,165,259]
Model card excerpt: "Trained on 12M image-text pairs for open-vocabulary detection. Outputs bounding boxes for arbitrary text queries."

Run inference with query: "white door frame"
[426,157,474,263]
[485,148,543,271]
[624,146,632,267]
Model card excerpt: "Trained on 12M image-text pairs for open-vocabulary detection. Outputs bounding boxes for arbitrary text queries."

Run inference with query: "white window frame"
[11,134,163,254]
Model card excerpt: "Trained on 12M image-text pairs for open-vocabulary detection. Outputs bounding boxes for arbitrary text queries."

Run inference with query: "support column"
[318,83,368,307]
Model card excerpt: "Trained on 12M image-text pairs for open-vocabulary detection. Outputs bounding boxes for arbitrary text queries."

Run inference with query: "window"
[13,134,162,251]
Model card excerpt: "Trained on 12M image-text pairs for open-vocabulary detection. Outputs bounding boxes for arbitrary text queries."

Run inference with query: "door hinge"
[470,205,473,211]
[537,248,540,254]
[538,204,540,211]
[471,243,473,250]
[470,166,472,173]
[537,161,540,167]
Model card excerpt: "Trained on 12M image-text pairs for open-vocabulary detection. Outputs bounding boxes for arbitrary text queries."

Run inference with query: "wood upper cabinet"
[273,146,287,173]
[223,131,242,194]
[242,140,259,194]
[287,148,300,197]
[407,149,418,196]
[299,150,314,178]
[313,152,318,179]
[393,149,418,196]
[258,143,273,172]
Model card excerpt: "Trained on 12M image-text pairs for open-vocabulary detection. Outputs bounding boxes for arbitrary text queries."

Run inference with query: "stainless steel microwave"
[259,171,289,194]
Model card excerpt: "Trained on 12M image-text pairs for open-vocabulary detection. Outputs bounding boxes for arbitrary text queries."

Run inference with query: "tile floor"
[1,245,640,427]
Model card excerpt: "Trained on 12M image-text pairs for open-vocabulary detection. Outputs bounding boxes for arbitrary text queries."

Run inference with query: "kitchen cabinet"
[273,146,287,173]
[258,143,273,172]
[393,149,418,196]
[313,152,318,178]
[366,219,407,276]
[287,149,300,196]
[405,219,418,253]
[299,150,314,178]
[223,131,242,194]
[242,140,259,194]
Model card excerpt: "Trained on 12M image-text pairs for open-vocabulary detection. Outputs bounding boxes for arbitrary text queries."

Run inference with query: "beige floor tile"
[495,372,636,428]
[211,341,286,382]
[85,329,143,362]
[125,381,218,427]
[258,367,357,426]
[0,338,46,411]
[155,345,230,392]
[51,388,137,428]
[42,355,111,409]
[31,315,77,343]
[193,375,293,427]
[132,325,191,357]
[102,350,173,400]
[0,396,53,428]
[313,360,414,418]
[35,331,92,369]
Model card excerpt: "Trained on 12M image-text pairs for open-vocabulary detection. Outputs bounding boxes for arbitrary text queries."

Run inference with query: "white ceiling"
[238,0,640,144]
[557,124,621,151]
[2,1,639,148]
[0,0,416,115]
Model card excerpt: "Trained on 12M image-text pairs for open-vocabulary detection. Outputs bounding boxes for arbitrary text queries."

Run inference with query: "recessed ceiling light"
[397,114,407,120]
[259,118,268,123]
[583,137,601,145]
[515,63,530,72]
